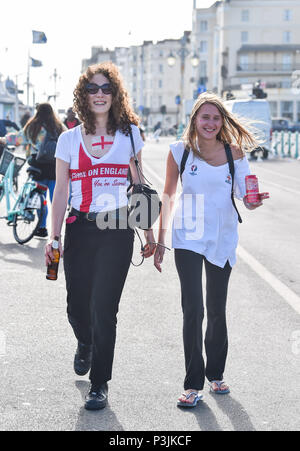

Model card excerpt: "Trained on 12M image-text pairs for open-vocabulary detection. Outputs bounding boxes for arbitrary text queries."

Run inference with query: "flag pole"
[26,50,30,107]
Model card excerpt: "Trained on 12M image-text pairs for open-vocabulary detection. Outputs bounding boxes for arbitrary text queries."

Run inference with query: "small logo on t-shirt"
[190,165,198,176]
[225,174,232,184]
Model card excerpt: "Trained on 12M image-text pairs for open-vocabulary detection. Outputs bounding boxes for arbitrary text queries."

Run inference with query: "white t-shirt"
[55,124,144,213]
[170,141,251,268]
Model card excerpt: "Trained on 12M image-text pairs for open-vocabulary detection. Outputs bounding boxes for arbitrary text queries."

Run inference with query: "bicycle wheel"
[13,192,45,245]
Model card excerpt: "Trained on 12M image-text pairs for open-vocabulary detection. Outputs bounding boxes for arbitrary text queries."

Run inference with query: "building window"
[297,102,300,122]
[199,61,207,77]
[282,54,292,71]
[159,64,164,74]
[200,41,208,53]
[283,31,291,43]
[241,10,249,22]
[158,80,163,89]
[281,79,292,89]
[241,31,248,43]
[281,101,293,120]
[200,20,208,32]
[284,10,291,21]
[240,55,249,70]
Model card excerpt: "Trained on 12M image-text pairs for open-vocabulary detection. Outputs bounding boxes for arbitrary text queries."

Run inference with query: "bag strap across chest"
[179,143,242,224]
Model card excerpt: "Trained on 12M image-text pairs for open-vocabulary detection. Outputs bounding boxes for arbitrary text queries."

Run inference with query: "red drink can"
[245,175,259,203]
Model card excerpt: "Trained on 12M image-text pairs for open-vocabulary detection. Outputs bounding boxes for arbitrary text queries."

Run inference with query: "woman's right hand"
[45,238,63,266]
[154,244,165,273]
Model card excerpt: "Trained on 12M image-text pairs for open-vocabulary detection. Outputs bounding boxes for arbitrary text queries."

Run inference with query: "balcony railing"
[237,63,300,72]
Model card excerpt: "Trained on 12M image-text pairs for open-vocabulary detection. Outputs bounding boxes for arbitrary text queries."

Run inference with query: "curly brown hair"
[73,62,139,136]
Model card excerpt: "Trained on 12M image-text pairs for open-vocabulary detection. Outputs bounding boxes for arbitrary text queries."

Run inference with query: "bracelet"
[147,241,171,251]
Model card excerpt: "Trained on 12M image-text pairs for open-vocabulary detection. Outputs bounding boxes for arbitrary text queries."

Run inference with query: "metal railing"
[272,131,300,159]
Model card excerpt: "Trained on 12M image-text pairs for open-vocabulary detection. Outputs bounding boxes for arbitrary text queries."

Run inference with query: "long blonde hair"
[182,93,258,156]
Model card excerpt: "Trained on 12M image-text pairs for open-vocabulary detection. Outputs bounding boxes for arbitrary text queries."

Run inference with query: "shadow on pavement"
[177,394,256,431]
[0,239,45,270]
[74,381,124,432]
[208,393,256,431]
[178,400,222,431]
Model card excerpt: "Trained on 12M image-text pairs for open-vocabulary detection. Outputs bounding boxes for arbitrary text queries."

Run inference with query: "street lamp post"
[167,33,199,125]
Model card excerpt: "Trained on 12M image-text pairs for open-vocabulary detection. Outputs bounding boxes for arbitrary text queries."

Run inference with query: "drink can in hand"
[245,175,259,203]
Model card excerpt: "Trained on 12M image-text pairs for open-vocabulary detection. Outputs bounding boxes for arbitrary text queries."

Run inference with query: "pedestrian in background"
[45,62,156,411]
[0,118,20,158]
[64,107,81,129]
[0,103,65,238]
[154,93,266,407]
[20,111,32,128]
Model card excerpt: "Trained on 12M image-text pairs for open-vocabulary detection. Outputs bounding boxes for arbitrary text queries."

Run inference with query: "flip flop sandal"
[209,380,230,395]
[177,391,203,408]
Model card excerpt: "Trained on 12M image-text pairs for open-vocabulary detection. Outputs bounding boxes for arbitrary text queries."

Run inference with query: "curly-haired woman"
[45,62,156,410]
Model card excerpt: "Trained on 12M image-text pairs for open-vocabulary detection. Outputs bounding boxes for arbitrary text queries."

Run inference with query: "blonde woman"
[154,93,266,407]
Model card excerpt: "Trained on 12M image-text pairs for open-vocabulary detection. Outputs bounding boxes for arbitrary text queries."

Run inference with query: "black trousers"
[63,217,134,387]
[174,249,232,390]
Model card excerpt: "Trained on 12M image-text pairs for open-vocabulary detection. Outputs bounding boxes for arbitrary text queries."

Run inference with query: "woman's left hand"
[142,229,156,258]
[243,195,263,210]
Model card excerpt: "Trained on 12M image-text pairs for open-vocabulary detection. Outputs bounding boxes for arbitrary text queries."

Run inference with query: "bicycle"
[0,147,48,244]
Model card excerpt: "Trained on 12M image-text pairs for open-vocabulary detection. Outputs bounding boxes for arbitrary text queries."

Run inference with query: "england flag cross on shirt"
[69,144,129,212]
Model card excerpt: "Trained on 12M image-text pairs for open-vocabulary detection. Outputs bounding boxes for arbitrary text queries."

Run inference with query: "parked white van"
[224,99,272,159]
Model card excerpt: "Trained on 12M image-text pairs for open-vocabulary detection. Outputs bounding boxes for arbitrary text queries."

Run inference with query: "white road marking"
[143,160,300,316]
[237,246,300,315]
[259,179,300,196]
[255,165,300,183]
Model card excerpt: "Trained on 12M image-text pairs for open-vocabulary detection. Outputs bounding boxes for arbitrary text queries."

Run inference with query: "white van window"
[232,102,271,121]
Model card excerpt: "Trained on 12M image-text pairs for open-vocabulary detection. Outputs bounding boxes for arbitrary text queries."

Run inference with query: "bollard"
[281,131,285,157]
[287,131,292,157]
[273,131,279,156]
[295,132,299,159]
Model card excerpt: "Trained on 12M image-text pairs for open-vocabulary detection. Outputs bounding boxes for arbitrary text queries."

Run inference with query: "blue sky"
[0,0,215,110]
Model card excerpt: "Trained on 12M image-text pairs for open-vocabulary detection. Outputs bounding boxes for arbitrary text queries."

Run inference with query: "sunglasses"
[85,82,113,95]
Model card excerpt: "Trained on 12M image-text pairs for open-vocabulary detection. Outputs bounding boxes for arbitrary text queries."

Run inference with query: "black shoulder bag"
[180,143,242,223]
[127,128,162,231]
[127,127,170,266]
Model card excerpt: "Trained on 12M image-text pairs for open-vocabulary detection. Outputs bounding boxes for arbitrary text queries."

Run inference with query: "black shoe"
[85,383,108,411]
[74,342,92,376]
[34,227,48,238]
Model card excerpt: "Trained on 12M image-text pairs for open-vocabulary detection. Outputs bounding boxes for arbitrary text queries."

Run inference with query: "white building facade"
[82,32,199,128]
[192,0,300,121]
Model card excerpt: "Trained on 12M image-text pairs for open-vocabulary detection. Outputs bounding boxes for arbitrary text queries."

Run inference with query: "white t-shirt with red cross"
[55,124,144,213]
